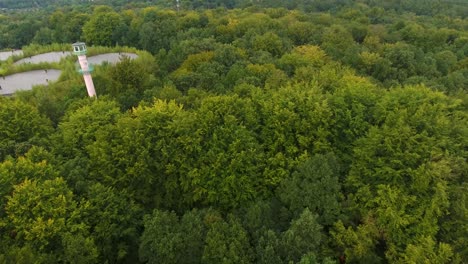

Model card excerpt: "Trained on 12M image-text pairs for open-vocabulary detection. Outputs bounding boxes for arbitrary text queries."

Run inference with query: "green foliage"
[0,98,52,161]
[86,99,185,208]
[53,99,122,158]
[0,149,57,216]
[439,163,468,262]
[403,236,454,264]
[328,80,380,168]
[277,153,342,226]
[178,95,263,209]
[139,210,183,264]
[278,45,328,76]
[82,8,122,46]
[241,199,285,240]
[80,183,142,262]
[139,13,177,54]
[107,55,151,109]
[0,244,45,264]
[256,229,282,264]
[52,99,122,194]
[61,233,99,264]
[256,84,332,185]
[281,208,322,263]
[343,86,465,262]
[202,214,253,264]
[1,178,96,262]
[321,24,357,63]
[139,209,205,264]
[330,219,382,263]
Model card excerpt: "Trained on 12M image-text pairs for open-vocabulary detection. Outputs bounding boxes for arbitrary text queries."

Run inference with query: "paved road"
[0,69,61,96]
[14,52,72,64]
[0,50,23,61]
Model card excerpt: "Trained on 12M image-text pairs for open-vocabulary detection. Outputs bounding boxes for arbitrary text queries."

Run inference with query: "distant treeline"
[1,0,467,17]
[1,1,466,93]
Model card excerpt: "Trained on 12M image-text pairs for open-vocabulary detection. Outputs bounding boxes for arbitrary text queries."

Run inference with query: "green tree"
[0,98,52,161]
[32,27,54,45]
[139,209,205,264]
[96,95,264,210]
[139,210,182,264]
[48,10,67,43]
[435,50,457,76]
[62,12,90,43]
[256,229,282,264]
[171,51,220,92]
[82,7,122,46]
[138,9,177,54]
[202,215,253,264]
[178,210,206,262]
[0,244,45,264]
[439,161,468,262]
[86,99,184,208]
[330,219,382,263]
[240,199,285,242]
[286,21,318,45]
[107,55,151,109]
[344,86,464,262]
[252,31,288,57]
[378,43,423,84]
[1,178,96,262]
[180,95,263,209]
[0,148,56,216]
[254,84,332,188]
[61,233,99,264]
[328,81,381,168]
[321,24,357,64]
[80,183,142,263]
[278,45,328,76]
[281,208,322,263]
[403,236,454,264]
[53,99,121,158]
[277,153,342,226]
[52,99,121,194]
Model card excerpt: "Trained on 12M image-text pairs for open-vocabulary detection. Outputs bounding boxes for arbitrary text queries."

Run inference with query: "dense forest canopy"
[1,0,468,17]
[0,0,467,263]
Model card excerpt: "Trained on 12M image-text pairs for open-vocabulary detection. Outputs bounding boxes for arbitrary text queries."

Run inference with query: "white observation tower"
[72,42,96,98]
